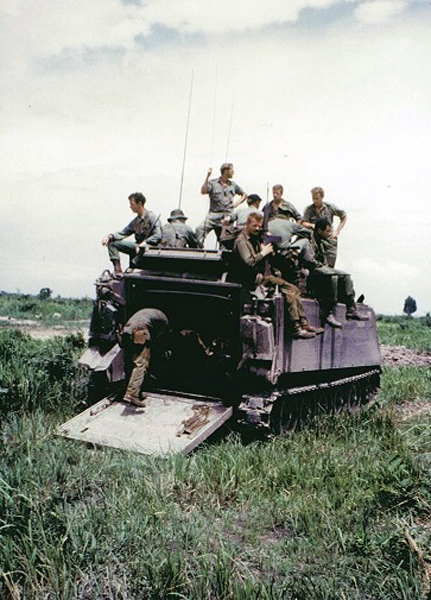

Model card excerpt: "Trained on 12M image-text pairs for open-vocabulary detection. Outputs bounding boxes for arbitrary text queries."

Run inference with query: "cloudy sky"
[1,0,430,315]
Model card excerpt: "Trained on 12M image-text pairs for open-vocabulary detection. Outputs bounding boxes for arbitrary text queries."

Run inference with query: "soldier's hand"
[101,234,112,246]
[261,243,274,257]
[207,167,212,177]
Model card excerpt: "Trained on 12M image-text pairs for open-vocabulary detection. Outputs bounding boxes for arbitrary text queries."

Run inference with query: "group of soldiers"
[101,163,367,405]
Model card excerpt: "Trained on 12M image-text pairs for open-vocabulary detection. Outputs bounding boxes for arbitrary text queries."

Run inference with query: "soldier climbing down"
[120,308,169,407]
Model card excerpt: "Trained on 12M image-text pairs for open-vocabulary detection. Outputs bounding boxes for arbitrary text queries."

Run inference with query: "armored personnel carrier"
[58,248,380,455]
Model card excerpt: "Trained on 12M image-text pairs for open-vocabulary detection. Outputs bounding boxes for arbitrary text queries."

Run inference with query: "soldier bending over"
[120,308,169,406]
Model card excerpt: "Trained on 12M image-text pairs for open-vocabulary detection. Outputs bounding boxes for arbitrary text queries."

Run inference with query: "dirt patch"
[0,316,89,341]
[394,399,431,422]
[380,344,431,368]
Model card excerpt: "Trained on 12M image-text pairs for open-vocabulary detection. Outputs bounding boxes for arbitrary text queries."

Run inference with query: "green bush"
[0,329,88,417]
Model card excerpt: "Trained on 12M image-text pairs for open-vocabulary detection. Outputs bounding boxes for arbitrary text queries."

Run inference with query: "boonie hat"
[168,209,188,221]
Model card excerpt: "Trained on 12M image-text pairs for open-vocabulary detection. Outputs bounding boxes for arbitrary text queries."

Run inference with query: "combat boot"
[112,260,123,278]
[346,308,369,321]
[292,322,316,339]
[299,317,324,335]
[123,393,147,407]
[326,313,342,328]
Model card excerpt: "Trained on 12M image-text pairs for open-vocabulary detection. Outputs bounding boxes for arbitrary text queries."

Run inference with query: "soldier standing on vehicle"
[195,163,247,245]
[262,184,302,228]
[302,187,347,267]
[121,308,169,406]
[101,192,162,277]
[162,209,201,248]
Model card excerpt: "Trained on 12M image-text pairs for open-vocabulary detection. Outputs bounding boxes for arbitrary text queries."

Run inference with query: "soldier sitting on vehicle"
[120,308,170,407]
[306,217,368,327]
[162,209,201,248]
[229,212,323,339]
[101,192,162,277]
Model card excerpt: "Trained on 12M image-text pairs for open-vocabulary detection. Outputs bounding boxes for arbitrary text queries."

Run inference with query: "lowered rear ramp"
[57,392,232,456]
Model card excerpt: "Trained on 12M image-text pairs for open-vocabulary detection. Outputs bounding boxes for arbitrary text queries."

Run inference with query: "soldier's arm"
[236,237,272,267]
[145,214,162,246]
[187,227,201,248]
[232,183,247,208]
[292,222,312,239]
[301,207,314,229]
[332,207,347,238]
[108,220,134,243]
[200,168,212,194]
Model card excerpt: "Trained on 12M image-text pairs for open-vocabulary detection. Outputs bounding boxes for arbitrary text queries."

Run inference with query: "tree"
[403,296,417,317]
[38,287,52,300]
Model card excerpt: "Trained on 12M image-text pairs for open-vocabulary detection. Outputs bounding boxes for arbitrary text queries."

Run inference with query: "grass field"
[377,315,431,352]
[0,292,93,325]
[0,299,430,599]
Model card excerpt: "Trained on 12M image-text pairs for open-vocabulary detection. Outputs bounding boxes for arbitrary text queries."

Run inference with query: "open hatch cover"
[57,392,233,456]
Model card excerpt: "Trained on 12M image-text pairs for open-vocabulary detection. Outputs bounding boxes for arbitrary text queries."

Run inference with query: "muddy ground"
[380,344,431,368]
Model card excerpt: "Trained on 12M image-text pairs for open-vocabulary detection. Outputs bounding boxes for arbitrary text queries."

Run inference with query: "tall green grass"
[1,407,429,599]
[0,318,430,598]
[377,316,431,352]
[380,365,431,405]
[0,329,87,417]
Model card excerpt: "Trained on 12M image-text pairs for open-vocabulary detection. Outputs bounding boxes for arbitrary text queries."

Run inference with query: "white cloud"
[354,0,408,24]
[0,0,341,57]
[0,0,430,313]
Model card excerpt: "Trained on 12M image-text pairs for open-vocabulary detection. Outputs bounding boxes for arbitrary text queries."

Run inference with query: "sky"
[1,0,430,315]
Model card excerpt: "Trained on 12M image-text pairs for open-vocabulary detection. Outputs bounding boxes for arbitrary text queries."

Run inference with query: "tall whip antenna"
[179,70,194,210]
[225,97,234,161]
[210,65,218,166]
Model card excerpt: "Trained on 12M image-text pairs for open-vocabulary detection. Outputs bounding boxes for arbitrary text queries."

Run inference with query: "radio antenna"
[179,70,194,210]
[225,97,234,161]
[210,65,218,166]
